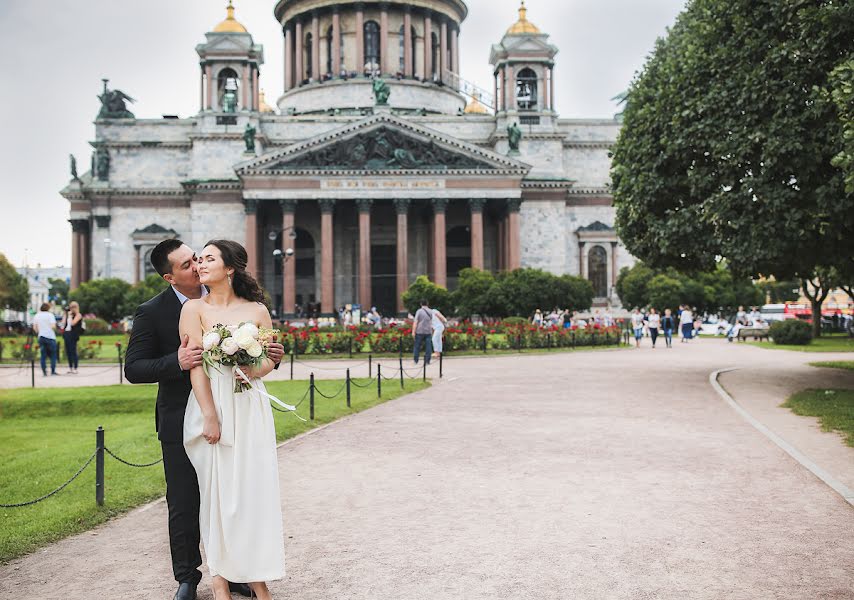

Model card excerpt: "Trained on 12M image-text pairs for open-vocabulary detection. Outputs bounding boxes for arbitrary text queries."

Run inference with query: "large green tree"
[69,278,133,322]
[611,0,854,335]
[0,253,28,312]
[47,277,70,306]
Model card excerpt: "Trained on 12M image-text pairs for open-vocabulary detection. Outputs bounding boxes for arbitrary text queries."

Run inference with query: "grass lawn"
[0,377,428,562]
[748,334,854,353]
[782,389,854,447]
[809,361,854,371]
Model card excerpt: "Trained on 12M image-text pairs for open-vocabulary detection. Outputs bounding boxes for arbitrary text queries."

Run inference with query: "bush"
[83,318,111,335]
[502,317,528,326]
[401,276,453,315]
[770,319,813,345]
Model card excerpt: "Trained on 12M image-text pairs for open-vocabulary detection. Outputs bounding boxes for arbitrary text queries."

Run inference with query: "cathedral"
[62,0,632,317]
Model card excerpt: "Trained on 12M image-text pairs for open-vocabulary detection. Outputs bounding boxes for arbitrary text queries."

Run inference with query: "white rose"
[202,331,221,351]
[234,331,256,350]
[246,341,263,358]
[221,337,240,355]
[237,322,259,338]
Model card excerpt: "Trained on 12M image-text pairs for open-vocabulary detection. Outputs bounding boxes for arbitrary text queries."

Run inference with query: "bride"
[179,239,285,600]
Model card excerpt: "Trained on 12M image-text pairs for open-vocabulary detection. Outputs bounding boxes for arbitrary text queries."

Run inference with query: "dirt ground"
[1,339,853,599]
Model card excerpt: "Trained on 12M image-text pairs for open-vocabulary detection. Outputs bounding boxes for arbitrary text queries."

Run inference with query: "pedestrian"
[431,307,448,358]
[32,302,59,376]
[60,301,84,374]
[412,299,433,365]
[647,307,661,348]
[532,308,543,328]
[631,308,645,348]
[736,305,747,325]
[661,308,675,348]
[679,305,693,342]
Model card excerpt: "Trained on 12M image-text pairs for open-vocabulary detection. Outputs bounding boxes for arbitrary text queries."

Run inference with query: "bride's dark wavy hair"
[204,239,268,307]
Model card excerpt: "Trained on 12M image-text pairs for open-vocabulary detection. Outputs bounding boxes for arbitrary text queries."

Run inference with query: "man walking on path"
[412,299,433,365]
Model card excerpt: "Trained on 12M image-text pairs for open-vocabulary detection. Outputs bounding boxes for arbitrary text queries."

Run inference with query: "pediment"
[501,35,558,55]
[198,33,253,54]
[237,114,529,175]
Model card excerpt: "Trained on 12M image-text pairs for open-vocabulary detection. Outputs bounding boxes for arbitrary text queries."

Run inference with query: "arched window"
[516,67,538,110]
[217,67,239,112]
[305,32,313,79]
[326,26,334,76]
[364,20,380,73]
[431,32,439,79]
[588,245,608,298]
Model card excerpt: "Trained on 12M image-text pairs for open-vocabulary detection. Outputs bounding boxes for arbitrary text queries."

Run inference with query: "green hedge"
[770,319,812,345]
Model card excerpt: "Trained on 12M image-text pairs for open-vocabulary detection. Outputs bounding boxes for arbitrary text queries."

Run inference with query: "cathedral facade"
[62,0,632,317]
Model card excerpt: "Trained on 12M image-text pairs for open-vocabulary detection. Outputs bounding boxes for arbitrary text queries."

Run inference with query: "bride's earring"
[227,273,232,286]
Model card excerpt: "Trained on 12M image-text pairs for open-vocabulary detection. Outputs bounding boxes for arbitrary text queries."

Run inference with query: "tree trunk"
[810,298,822,339]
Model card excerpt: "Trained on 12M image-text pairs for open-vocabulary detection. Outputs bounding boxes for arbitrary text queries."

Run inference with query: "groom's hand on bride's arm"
[267,341,285,365]
[178,334,204,371]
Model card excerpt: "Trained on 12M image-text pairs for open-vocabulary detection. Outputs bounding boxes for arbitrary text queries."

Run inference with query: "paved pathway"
[2,339,853,599]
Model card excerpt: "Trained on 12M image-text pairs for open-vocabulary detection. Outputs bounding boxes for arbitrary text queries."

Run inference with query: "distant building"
[2,266,71,324]
[62,0,633,316]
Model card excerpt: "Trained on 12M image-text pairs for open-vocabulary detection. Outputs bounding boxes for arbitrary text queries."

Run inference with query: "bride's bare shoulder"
[250,301,272,325]
[180,298,205,314]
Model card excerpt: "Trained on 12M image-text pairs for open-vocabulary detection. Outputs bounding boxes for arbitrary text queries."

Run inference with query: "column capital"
[578,241,586,248]
[610,241,618,248]
[356,198,373,213]
[468,198,486,213]
[432,198,448,213]
[133,243,142,251]
[94,215,111,228]
[244,198,257,214]
[505,198,522,213]
[69,218,89,233]
[319,198,336,213]
[394,198,410,214]
[279,199,298,214]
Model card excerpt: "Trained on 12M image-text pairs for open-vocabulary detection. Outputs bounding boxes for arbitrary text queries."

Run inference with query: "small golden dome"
[213,1,248,33]
[464,94,489,115]
[506,1,541,35]
[259,90,275,113]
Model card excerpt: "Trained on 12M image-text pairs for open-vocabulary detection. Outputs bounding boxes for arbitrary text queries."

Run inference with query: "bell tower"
[197,1,265,113]
[489,2,558,125]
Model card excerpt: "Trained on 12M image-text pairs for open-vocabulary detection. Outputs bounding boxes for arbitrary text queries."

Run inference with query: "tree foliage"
[451,268,496,319]
[401,275,452,316]
[0,253,28,312]
[122,274,170,316]
[69,278,133,322]
[47,277,70,307]
[611,0,854,282]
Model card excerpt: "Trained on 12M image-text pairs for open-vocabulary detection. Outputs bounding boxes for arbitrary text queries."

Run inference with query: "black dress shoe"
[228,582,253,597]
[173,582,197,600]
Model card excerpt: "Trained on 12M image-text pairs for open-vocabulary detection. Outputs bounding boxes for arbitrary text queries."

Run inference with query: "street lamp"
[269,227,296,263]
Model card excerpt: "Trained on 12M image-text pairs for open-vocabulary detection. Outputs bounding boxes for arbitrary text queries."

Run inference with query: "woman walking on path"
[647,308,661,349]
[431,308,448,358]
[631,308,645,348]
[60,301,83,374]
[679,305,693,342]
[661,308,675,348]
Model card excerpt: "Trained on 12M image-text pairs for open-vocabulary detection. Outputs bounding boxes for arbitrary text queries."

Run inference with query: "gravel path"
[2,339,853,599]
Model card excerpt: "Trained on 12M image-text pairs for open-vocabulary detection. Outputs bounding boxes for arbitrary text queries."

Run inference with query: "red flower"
[115,342,122,347]
[571,325,578,331]
[310,327,319,333]
[489,329,496,334]
[24,344,30,350]
[326,333,333,338]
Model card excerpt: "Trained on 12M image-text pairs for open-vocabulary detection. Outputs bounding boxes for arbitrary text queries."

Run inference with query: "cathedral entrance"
[371,244,396,316]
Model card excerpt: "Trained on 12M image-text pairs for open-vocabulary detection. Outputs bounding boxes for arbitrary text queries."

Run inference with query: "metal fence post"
[482,334,487,353]
[422,358,426,382]
[309,373,315,420]
[95,426,105,506]
[398,337,403,358]
[346,368,351,408]
[349,337,353,358]
[399,357,404,389]
[117,343,123,384]
[369,354,372,378]
[439,352,443,378]
[377,364,382,398]
[31,358,35,388]
[290,353,294,380]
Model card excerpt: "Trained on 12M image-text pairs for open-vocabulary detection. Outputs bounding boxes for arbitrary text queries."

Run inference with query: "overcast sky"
[0,0,686,269]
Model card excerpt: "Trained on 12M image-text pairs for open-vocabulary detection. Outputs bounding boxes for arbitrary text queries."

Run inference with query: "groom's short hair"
[150,239,185,276]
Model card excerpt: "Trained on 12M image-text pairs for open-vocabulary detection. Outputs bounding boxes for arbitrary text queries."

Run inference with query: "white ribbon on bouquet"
[234,366,307,422]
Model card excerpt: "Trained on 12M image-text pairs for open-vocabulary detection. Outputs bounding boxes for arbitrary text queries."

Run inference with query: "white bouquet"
[202,322,280,393]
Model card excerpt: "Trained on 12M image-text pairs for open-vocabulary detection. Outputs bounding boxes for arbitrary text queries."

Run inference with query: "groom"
[125,239,284,600]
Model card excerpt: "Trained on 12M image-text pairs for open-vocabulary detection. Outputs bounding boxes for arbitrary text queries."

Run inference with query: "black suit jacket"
[124,288,190,443]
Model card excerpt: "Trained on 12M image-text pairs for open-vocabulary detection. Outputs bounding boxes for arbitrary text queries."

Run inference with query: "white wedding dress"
[183,360,285,583]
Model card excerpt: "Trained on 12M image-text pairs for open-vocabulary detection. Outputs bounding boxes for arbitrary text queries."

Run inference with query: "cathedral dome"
[213,1,248,33]
[506,1,540,35]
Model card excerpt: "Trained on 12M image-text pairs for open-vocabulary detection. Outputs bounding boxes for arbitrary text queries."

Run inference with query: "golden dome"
[213,1,248,33]
[506,1,541,35]
[259,90,275,113]
[464,94,489,115]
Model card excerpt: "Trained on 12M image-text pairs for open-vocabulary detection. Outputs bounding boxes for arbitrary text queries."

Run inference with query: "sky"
[0,0,686,269]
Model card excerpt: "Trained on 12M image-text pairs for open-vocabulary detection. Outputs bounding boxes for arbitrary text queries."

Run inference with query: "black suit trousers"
[161,441,203,585]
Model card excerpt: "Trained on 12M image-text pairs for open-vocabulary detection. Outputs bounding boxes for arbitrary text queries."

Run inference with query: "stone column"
[493,73,498,114]
[423,12,432,80]
[133,245,141,284]
[199,65,205,112]
[550,65,556,112]
[70,221,81,290]
[543,68,550,111]
[312,12,320,80]
[253,66,260,111]
[452,26,460,75]
[332,10,341,76]
[356,199,372,310]
[432,198,447,287]
[319,199,335,314]
[496,216,505,271]
[355,5,364,73]
[295,20,304,84]
[439,18,447,83]
[380,4,389,75]
[79,224,90,283]
[244,199,258,278]
[610,241,618,286]
[284,26,292,91]
[205,64,213,110]
[280,200,297,316]
[506,198,521,270]
[578,241,585,277]
[469,199,485,270]
[394,199,409,313]
[506,64,515,111]
[242,63,250,110]
[403,10,412,77]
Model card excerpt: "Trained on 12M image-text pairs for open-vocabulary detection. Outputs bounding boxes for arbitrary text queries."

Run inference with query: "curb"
[709,367,854,508]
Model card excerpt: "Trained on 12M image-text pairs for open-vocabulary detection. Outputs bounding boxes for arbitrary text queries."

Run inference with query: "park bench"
[737,327,770,342]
